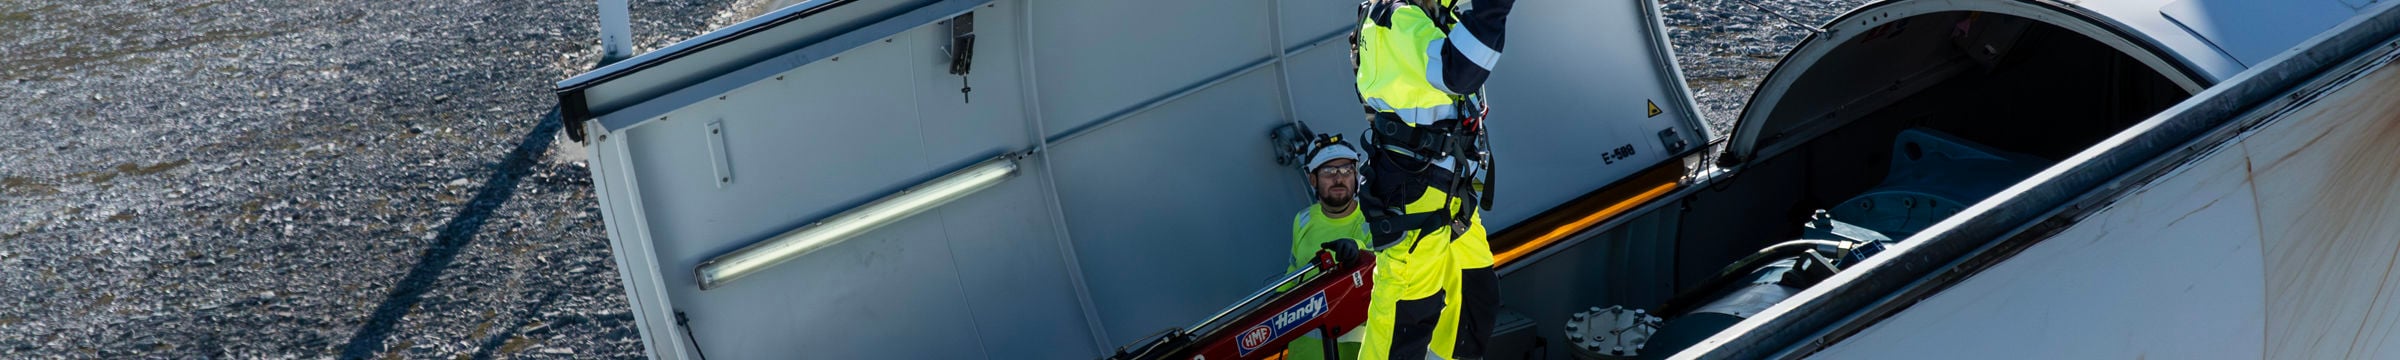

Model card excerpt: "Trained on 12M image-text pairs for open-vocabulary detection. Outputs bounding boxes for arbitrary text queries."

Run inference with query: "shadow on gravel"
[340,109,564,359]
[466,290,563,360]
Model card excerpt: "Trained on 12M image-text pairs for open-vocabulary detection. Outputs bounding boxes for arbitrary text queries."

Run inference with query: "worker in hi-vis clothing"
[1350,0,1511,359]
[1284,135,1373,360]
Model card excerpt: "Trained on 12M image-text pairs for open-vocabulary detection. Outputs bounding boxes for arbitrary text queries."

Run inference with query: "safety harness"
[1352,0,1498,251]
[1360,96,1495,251]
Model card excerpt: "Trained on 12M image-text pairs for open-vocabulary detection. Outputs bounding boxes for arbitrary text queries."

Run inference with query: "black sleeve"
[1429,0,1513,95]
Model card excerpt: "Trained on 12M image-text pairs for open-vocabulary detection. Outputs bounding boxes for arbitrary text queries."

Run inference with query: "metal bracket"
[947,12,976,102]
[948,12,975,75]
[1268,121,1317,170]
[1657,127,1689,155]
[706,121,733,188]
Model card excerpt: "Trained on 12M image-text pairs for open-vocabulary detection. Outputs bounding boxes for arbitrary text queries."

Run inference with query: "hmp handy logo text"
[1237,291,1329,356]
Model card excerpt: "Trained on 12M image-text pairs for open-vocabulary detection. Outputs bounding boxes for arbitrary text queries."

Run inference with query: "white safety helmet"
[1305,134,1365,174]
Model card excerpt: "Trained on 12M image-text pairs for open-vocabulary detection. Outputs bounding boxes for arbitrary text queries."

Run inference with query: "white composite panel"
[1034,0,1713,344]
[591,2,1098,358]
[575,0,942,124]
[1478,0,1708,227]
[574,0,1714,357]
[1047,68,1310,345]
[1028,0,1281,135]
[1025,0,1352,345]
[1809,59,2400,359]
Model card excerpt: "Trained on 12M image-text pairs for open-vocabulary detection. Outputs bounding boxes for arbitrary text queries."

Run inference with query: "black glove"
[1320,238,1363,267]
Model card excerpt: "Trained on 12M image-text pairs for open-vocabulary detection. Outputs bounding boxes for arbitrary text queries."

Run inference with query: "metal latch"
[947,12,975,102]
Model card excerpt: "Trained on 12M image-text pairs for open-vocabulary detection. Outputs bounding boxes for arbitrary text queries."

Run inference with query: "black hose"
[675,311,710,360]
[1657,239,1846,316]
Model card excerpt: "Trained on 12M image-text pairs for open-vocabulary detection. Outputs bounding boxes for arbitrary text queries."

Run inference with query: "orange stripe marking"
[1494,181,1679,266]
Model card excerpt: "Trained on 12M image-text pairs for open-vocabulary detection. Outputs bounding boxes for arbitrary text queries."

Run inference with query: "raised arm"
[1427,0,1513,95]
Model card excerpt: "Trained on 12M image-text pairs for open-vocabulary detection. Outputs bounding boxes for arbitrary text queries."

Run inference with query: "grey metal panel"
[586,123,686,359]
[1045,70,1311,344]
[664,216,990,359]
[587,0,988,133]
[572,0,1728,356]
[627,41,934,248]
[1278,0,1356,51]
[1476,0,1710,228]
[897,5,1102,357]
[2163,0,2359,67]
[931,162,1105,359]
[568,0,932,118]
[905,7,1033,181]
[1029,0,1274,137]
[623,37,975,359]
[1285,41,1372,141]
[596,14,1095,358]
[1495,207,1682,352]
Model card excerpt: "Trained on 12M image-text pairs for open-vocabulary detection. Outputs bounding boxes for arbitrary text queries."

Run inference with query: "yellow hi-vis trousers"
[1357,185,1476,360]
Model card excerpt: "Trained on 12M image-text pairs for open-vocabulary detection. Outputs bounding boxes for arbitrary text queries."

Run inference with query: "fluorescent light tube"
[696,155,1021,290]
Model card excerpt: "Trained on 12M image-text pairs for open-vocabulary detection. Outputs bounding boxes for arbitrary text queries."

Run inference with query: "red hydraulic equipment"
[1106,249,1375,360]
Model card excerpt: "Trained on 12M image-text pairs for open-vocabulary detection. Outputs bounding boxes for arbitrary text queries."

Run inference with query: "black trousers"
[1456,267,1498,359]
[1388,289,1446,360]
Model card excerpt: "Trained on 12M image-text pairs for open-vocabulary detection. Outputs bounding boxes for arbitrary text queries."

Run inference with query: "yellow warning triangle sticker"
[1647,99,1662,118]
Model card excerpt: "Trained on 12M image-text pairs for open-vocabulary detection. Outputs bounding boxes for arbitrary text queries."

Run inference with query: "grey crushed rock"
[1665,0,1876,133]
[0,0,731,358]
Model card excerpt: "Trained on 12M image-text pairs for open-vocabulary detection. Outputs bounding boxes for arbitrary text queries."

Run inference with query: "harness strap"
[1371,114,1465,159]
[1365,208,1451,251]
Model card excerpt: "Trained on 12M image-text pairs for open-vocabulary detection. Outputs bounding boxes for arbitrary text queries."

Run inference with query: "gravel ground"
[0,0,1864,358]
[1666,0,1874,134]
[0,0,730,358]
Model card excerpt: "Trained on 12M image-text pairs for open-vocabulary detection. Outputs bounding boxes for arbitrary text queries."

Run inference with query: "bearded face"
[1312,158,1358,208]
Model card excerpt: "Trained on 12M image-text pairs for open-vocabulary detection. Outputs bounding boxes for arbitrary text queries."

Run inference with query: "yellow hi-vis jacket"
[1288,203,1373,290]
[1353,1,1511,359]
[1355,0,1508,126]
[1352,0,1504,275]
[1285,203,1371,360]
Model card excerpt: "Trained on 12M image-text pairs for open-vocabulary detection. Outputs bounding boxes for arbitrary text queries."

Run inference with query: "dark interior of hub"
[1529,12,2198,359]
